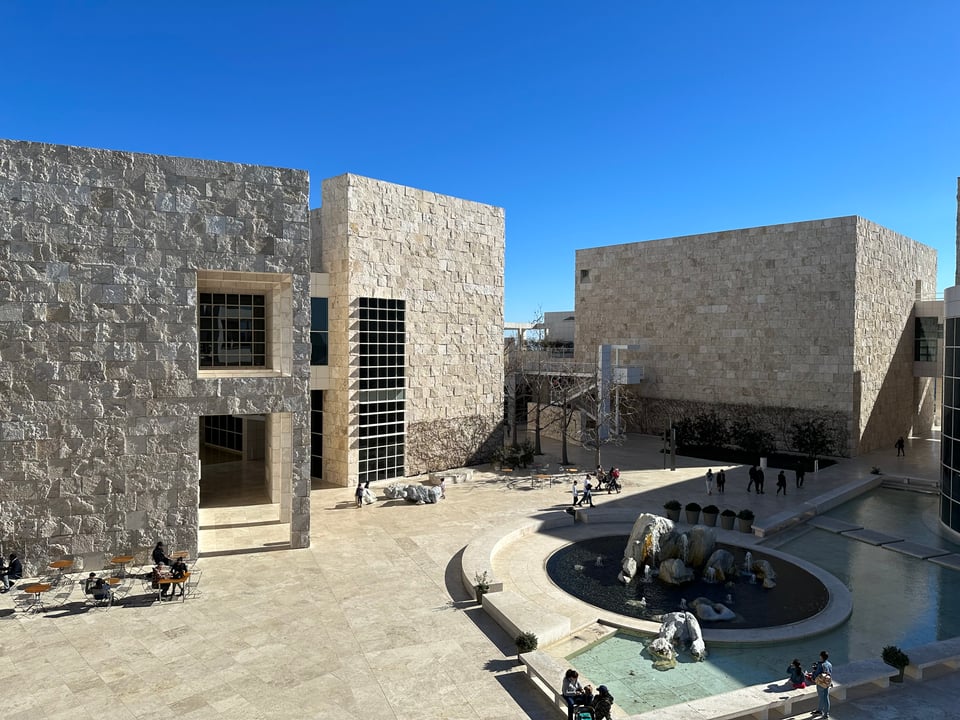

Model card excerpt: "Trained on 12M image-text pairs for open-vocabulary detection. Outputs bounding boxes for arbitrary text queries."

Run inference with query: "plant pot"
[665,508,681,522]
[720,515,736,530]
[702,512,718,527]
[685,510,700,524]
[737,518,753,533]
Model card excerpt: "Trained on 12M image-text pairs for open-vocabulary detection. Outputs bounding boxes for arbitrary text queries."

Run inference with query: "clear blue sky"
[3,1,958,321]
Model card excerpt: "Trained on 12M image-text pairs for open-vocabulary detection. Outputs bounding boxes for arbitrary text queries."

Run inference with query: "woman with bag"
[807,650,833,717]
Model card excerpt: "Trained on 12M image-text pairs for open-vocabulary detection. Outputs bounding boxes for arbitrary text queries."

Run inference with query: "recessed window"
[203,415,243,452]
[310,391,323,479]
[311,298,329,366]
[199,293,266,367]
[580,269,591,283]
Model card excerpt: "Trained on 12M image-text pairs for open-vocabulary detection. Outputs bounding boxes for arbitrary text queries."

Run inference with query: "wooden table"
[49,559,73,571]
[170,550,190,561]
[22,583,52,612]
[106,577,122,586]
[156,572,190,602]
[110,555,135,577]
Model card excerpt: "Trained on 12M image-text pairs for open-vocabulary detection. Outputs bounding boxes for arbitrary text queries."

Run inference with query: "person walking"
[795,464,805,489]
[776,470,787,496]
[581,475,595,508]
[355,481,364,508]
[896,436,905,456]
[756,467,765,494]
[808,650,833,717]
[571,479,581,507]
[747,466,757,493]
[716,469,726,494]
[705,469,714,495]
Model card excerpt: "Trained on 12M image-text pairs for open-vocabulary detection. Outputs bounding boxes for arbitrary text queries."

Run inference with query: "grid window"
[199,293,266,367]
[311,390,323,479]
[311,298,329,366]
[357,297,405,483]
[203,415,243,452]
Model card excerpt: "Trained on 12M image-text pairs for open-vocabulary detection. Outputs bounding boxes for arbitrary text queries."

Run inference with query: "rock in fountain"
[751,558,778,589]
[704,548,736,583]
[619,513,675,584]
[653,611,707,661]
[658,558,694,585]
[690,596,736,622]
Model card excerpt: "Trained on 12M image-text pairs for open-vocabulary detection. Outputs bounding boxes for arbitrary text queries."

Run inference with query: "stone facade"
[313,174,504,485]
[0,140,312,570]
[575,216,936,456]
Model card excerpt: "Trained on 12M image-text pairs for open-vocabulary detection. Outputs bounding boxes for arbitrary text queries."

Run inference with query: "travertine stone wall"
[853,217,937,452]
[314,174,504,485]
[0,140,311,570]
[575,216,936,456]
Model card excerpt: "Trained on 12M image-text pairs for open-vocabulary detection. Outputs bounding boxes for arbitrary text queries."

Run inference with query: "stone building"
[0,140,504,571]
[575,216,939,457]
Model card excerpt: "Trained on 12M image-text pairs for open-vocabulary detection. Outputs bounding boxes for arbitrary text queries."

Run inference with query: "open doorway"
[198,414,291,555]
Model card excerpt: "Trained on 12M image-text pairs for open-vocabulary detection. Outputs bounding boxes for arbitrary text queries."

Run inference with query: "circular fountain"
[546,514,830,630]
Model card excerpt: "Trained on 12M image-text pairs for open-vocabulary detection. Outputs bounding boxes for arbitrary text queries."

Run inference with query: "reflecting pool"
[565,488,960,716]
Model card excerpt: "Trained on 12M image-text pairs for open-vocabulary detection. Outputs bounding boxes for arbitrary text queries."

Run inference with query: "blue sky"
[3,1,958,321]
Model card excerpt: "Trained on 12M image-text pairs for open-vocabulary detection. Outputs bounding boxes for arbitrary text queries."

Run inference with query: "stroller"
[599,469,621,494]
[572,706,595,720]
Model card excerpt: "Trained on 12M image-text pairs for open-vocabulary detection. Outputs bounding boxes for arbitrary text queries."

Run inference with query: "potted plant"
[737,508,755,533]
[663,499,682,522]
[515,631,539,662]
[701,504,719,527]
[882,645,910,682]
[474,570,490,603]
[684,501,701,524]
[720,508,737,530]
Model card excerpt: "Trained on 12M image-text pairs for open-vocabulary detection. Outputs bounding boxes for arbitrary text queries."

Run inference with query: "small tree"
[515,631,539,661]
[791,417,834,460]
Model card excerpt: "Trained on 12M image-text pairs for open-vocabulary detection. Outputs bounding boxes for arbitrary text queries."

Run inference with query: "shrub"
[720,508,737,517]
[685,502,702,512]
[663,499,682,511]
[516,631,539,658]
[737,508,755,521]
[882,645,910,669]
[702,504,719,515]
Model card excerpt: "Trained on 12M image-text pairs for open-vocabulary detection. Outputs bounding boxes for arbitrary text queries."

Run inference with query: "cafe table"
[109,555,134,577]
[21,583,52,612]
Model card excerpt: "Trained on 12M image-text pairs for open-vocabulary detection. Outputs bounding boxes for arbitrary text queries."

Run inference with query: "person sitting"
[786,658,807,688]
[150,564,170,597]
[168,557,188,597]
[592,685,615,720]
[83,572,98,594]
[561,669,593,720]
[91,577,112,605]
[0,552,23,593]
[152,541,172,566]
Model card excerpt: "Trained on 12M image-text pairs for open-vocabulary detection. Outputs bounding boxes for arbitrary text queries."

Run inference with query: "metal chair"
[184,568,203,599]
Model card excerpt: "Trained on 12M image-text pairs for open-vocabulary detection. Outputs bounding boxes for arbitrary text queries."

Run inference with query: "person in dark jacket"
[1,553,23,592]
[592,684,615,720]
[152,541,172,566]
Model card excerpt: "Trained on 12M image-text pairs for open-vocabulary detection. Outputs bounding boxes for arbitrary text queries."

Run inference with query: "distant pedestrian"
[355,481,364,508]
[608,467,621,494]
[571,479,581,506]
[716,469,726,494]
[795,465,805,489]
[747,466,757,493]
[808,650,833,717]
[705,469,714,495]
[776,470,787,496]
[582,474,595,508]
[896,436,905,457]
[440,477,446,499]
[756,467,765,494]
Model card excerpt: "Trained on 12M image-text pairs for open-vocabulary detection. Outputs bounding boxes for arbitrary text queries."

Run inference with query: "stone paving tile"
[841,528,904,545]
[885,541,953,559]
[807,515,863,533]
[930,553,960,570]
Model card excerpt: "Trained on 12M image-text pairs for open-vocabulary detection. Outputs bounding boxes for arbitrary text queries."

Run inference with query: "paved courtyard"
[1,433,958,719]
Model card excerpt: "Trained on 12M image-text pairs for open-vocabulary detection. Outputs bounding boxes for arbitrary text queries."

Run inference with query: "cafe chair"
[184,568,203,599]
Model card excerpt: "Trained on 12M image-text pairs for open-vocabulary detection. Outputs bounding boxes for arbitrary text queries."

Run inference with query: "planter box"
[737,518,754,533]
[702,512,718,527]
[665,508,681,522]
[685,510,700,524]
[720,515,736,530]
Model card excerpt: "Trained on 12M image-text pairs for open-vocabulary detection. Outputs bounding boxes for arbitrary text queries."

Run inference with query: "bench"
[482,590,571,648]
[521,649,598,716]
[903,637,960,680]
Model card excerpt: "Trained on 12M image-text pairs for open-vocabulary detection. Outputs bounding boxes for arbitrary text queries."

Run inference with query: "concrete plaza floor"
[1,433,956,719]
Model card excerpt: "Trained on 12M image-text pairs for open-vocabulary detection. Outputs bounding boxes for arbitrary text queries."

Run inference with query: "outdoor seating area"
[2,551,203,615]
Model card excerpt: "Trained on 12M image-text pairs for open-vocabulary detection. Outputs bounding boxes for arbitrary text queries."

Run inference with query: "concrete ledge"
[521,649,569,712]
[483,590,571,648]
[903,637,960,680]
[831,658,891,700]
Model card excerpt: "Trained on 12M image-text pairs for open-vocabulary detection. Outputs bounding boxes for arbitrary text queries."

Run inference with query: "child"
[786,658,806,688]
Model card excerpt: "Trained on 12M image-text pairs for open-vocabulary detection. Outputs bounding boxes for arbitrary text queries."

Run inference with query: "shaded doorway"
[198,414,291,556]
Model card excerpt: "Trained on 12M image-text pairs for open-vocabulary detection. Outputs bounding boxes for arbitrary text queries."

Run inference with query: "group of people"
[561,669,614,720]
[571,466,622,508]
[704,468,726,494]
[150,541,189,598]
[354,480,377,507]
[786,650,834,717]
